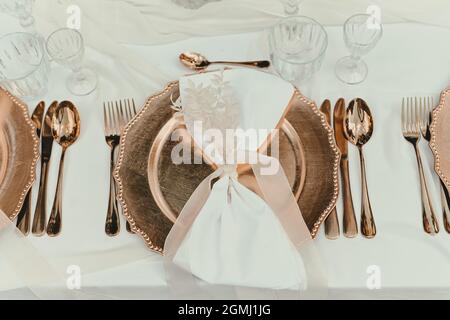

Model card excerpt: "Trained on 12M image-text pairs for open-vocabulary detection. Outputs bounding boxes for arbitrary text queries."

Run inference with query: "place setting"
[0,0,450,300]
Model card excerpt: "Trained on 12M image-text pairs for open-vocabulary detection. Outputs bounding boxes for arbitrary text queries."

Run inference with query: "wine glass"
[46,28,98,96]
[0,32,49,98]
[335,14,383,85]
[0,0,36,33]
[269,16,328,84]
[280,0,303,15]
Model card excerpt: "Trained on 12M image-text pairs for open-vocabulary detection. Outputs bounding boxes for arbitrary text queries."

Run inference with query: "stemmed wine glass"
[0,0,36,33]
[46,28,98,96]
[0,32,49,98]
[335,14,383,85]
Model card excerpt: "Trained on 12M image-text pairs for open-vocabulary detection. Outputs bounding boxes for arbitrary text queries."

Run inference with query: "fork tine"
[414,97,420,131]
[119,100,126,129]
[108,102,114,133]
[401,98,405,133]
[123,99,131,123]
[428,96,433,121]
[113,101,120,134]
[420,97,425,133]
[132,99,137,116]
[103,102,108,134]
[129,99,135,121]
[406,97,411,133]
[409,97,415,133]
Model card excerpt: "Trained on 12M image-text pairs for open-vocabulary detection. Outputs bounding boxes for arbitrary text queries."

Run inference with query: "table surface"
[1,14,450,299]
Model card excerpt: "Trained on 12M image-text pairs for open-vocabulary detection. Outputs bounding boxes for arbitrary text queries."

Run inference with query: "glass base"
[335,56,368,85]
[67,68,98,96]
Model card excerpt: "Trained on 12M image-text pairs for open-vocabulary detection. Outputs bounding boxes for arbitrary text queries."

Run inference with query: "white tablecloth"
[1,12,450,299]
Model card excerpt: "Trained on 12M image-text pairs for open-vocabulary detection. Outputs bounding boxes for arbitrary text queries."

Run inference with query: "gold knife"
[32,101,58,236]
[320,100,340,239]
[334,98,358,237]
[16,102,45,235]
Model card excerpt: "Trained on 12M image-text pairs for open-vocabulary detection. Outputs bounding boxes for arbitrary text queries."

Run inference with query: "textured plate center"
[147,116,306,223]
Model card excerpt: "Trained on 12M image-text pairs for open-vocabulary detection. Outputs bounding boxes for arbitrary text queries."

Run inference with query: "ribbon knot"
[221,164,238,180]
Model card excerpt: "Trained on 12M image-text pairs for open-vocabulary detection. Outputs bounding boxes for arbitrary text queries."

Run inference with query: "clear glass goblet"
[335,14,383,85]
[0,0,36,33]
[269,16,328,84]
[0,32,49,99]
[46,28,98,96]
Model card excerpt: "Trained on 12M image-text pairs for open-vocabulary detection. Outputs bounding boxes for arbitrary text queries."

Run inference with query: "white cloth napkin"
[173,175,307,290]
[169,69,309,290]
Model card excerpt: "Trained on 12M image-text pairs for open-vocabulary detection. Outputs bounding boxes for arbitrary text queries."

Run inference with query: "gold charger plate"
[0,88,39,219]
[430,86,450,190]
[115,82,340,253]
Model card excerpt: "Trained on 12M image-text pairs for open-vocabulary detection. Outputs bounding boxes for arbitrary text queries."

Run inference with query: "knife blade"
[16,102,45,235]
[320,100,340,239]
[32,101,58,236]
[333,98,348,159]
[32,102,45,138]
[41,101,58,161]
[333,98,358,237]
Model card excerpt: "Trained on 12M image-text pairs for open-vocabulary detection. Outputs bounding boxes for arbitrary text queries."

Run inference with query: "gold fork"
[418,97,450,234]
[402,97,439,234]
[103,99,137,236]
[117,99,137,234]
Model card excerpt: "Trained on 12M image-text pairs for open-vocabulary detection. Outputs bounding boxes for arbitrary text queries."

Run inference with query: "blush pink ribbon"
[163,153,328,299]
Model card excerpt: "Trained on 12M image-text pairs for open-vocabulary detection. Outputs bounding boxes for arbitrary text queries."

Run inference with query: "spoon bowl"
[344,98,373,147]
[180,52,209,70]
[52,101,80,149]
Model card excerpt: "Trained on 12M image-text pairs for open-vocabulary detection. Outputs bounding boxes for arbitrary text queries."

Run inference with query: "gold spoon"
[46,101,81,237]
[344,98,376,238]
[179,52,270,71]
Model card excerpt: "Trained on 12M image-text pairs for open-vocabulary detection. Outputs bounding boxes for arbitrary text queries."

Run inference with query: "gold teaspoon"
[344,98,377,238]
[46,101,81,237]
[179,52,270,71]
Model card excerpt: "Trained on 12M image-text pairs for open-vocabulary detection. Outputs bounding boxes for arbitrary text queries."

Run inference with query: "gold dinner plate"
[0,88,39,219]
[115,82,340,253]
[430,86,450,191]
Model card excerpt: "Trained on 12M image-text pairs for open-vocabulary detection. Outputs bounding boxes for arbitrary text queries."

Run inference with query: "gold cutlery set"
[17,101,80,237]
[15,97,138,237]
[321,98,377,239]
[102,99,137,236]
[402,96,450,234]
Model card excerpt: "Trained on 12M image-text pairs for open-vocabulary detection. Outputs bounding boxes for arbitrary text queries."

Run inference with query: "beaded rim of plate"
[1,87,40,220]
[429,86,450,190]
